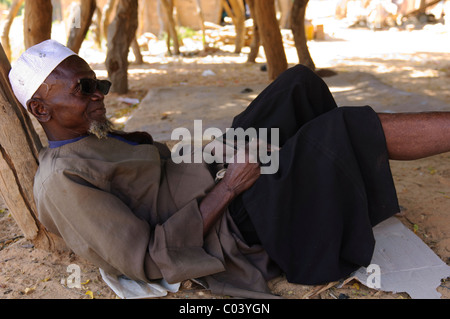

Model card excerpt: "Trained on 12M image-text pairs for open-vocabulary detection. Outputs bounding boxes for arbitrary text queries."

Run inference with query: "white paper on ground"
[99,268,180,299]
[353,217,450,299]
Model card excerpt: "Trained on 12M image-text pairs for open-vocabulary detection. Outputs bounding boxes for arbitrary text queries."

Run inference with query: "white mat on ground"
[353,217,450,299]
[100,217,450,299]
[99,269,180,299]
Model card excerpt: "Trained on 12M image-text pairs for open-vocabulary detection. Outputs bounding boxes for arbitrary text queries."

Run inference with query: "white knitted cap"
[9,39,77,108]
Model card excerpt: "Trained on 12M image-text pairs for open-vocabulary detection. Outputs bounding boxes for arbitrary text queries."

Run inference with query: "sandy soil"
[1,17,449,300]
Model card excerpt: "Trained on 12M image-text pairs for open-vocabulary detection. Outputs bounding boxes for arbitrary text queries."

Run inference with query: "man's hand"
[199,145,261,235]
[221,144,261,197]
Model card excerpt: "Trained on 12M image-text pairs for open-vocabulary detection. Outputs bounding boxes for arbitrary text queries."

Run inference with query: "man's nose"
[90,89,104,100]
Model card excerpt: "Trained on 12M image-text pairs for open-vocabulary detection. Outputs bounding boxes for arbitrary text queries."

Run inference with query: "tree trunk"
[230,0,246,54]
[279,0,293,28]
[160,0,180,55]
[419,0,427,14]
[67,0,97,54]
[195,0,206,51]
[291,0,315,71]
[91,6,103,48]
[101,0,117,41]
[404,0,442,18]
[53,0,63,20]
[246,0,260,63]
[131,36,143,64]
[221,0,246,54]
[335,0,349,19]
[24,0,53,49]
[0,43,66,251]
[105,0,139,94]
[0,0,25,61]
[253,0,287,80]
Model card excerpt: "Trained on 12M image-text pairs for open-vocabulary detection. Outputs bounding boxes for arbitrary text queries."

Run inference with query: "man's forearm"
[199,147,261,236]
[199,181,236,235]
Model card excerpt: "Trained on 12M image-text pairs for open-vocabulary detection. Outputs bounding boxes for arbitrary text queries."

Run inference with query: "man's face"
[30,55,110,140]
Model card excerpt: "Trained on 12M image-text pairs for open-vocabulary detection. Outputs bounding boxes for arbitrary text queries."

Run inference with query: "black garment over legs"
[228,65,400,285]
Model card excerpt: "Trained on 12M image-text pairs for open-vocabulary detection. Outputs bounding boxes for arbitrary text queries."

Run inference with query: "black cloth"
[228,64,400,285]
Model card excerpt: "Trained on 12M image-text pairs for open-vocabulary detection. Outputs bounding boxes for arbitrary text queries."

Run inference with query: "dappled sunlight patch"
[409,68,440,78]
[127,67,169,82]
[329,85,356,93]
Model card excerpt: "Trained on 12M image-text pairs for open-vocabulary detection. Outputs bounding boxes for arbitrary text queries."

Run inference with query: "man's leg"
[378,112,450,160]
[230,64,337,146]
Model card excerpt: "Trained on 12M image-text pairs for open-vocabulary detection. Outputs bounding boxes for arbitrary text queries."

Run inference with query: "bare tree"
[291,0,315,71]
[91,6,103,48]
[160,0,180,55]
[131,37,143,64]
[194,0,206,51]
[105,0,139,94]
[0,0,25,60]
[246,0,260,63]
[253,0,287,80]
[221,0,246,54]
[24,0,52,49]
[67,0,97,54]
[278,0,293,28]
[101,0,117,40]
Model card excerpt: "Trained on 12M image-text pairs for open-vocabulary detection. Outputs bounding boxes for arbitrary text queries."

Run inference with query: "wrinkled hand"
[199,142,262,235]
[221,144,261,196]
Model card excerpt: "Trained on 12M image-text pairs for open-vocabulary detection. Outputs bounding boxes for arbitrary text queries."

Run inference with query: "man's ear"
[27,98,51,122]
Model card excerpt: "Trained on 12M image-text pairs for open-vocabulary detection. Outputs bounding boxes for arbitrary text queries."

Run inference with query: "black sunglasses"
[77,78,112,95]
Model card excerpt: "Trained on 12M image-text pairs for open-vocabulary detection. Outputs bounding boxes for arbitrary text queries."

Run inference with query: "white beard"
[88,119,114,139]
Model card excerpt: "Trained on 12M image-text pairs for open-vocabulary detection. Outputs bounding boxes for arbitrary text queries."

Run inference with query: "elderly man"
[8,40,450,298]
